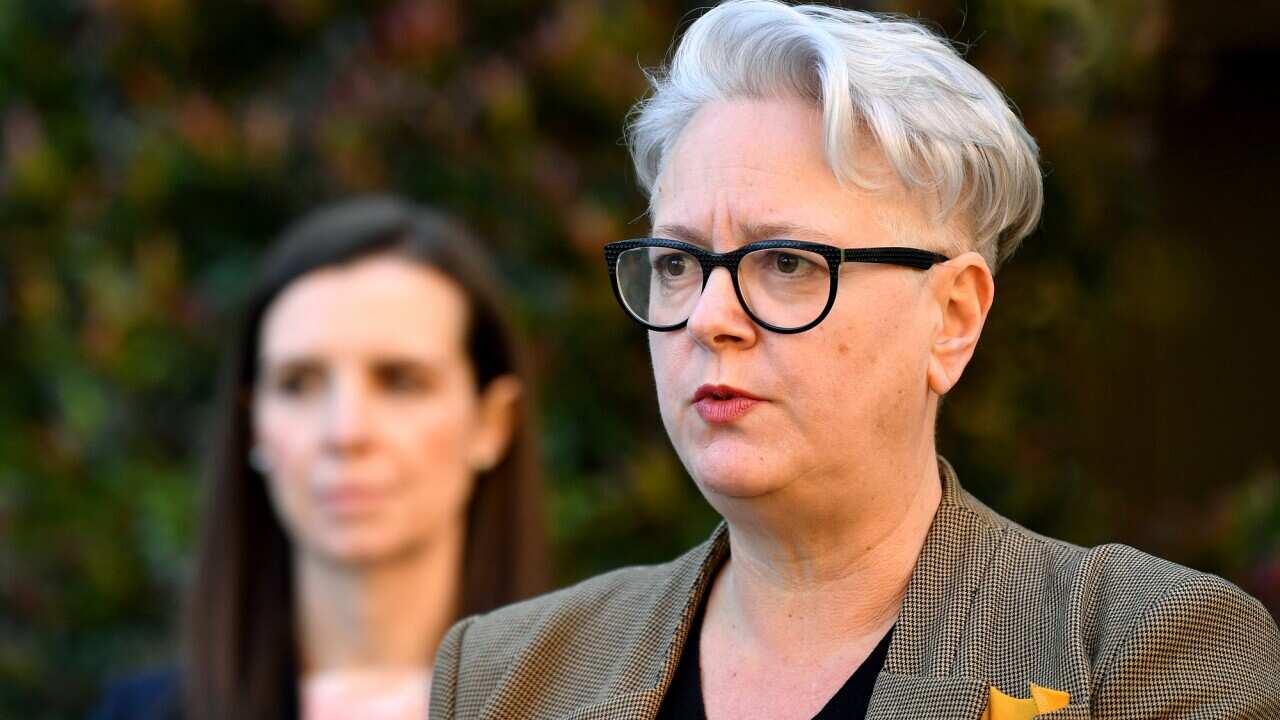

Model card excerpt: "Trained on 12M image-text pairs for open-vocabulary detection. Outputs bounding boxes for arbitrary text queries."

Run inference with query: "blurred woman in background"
[95,196,548,720]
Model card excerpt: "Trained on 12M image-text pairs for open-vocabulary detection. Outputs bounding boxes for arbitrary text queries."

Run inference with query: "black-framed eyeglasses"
[604,238,949,334]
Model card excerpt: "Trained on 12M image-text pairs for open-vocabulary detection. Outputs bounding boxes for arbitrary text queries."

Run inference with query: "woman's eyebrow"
[652,221,837,247]
[652,223,709,247]
[372,356,441,372]
[262,353,440,370]
[738,221,838,245]
[258,355,322,377]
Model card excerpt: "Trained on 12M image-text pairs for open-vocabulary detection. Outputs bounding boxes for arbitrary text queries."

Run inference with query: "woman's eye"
[760,250,817,276]
[378,365,430,394]
[278,369,322,396]
[653,253,691,278]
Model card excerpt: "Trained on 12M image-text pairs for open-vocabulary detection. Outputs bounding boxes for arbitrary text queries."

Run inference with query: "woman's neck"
[295,522,465,674]
[709,452,942,652]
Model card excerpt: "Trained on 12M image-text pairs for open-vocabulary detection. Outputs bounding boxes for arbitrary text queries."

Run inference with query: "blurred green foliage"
[1,1,1277,717]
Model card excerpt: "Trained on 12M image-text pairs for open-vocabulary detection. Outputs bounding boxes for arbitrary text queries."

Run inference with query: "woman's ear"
[469,375,524,473]
[926,251,995,395]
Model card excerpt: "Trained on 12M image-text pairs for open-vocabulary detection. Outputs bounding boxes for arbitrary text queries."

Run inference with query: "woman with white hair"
[430,2,1280,718]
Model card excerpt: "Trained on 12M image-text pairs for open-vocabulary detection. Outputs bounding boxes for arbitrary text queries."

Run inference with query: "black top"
[656,597,895,720]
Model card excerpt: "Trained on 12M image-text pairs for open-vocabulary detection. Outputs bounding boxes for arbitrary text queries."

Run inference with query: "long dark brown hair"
[183,196,548,720]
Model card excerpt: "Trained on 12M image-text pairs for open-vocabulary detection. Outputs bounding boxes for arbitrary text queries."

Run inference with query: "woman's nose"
[323,376,375,453]
[686,267,758,351]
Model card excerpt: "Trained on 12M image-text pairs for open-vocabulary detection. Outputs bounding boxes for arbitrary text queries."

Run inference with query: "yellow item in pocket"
[979,683,1070,719]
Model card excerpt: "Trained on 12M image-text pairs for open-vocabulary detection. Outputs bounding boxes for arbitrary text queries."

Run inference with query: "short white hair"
[626,0,1043,270]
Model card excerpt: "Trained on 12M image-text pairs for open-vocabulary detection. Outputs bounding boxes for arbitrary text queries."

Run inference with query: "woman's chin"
[680,440,792,501]
[687,458,787,501]
[311,530,418,567]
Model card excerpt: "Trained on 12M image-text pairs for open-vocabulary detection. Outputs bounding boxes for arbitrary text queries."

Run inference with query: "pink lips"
[318,484,385,518]
[693,384,763,424]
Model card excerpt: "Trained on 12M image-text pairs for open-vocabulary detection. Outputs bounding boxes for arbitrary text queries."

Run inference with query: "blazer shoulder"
[949,489,1279,713]
[1004,510,1233,616]
[463,544,700,648]
[961,486,1207,603]
[91,669,182,720]
[1090,565,1280,715]
[972,497,1279,684]
[433,534,719,717]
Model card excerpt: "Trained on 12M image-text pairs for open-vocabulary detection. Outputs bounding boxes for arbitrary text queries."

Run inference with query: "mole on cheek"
[837,343,850,356]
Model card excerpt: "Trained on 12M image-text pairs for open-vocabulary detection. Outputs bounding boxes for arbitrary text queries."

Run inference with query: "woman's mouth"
[692,384,763,424]
[317,483,386,518]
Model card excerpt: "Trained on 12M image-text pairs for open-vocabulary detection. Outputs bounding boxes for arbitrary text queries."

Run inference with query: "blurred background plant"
[1,1,1277,716]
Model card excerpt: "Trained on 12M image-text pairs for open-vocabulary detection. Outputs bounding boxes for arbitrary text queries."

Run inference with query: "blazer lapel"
[545,524,730,720]
[866,673,991,720]
[647,523,729,697]
[559,689,665,720]
[866,458,1004,719]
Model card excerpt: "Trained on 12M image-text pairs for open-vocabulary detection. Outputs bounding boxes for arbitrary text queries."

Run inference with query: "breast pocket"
[1033,704,1090,719]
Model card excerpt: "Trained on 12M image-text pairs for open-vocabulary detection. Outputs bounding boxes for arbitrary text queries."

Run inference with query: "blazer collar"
[565,456,1001,720]
[866,456,1003,719]
[884,457,1003,675]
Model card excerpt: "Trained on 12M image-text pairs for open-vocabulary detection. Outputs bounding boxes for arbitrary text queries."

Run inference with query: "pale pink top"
[301,669,431,720]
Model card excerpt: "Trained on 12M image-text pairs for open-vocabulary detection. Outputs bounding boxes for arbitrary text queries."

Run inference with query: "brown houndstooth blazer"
[430,459,1280,719]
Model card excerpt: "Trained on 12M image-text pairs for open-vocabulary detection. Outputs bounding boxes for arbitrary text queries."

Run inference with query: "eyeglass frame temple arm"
[839,247,950,270]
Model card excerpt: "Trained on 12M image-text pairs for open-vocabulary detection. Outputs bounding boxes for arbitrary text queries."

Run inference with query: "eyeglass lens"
[614,246,831,330]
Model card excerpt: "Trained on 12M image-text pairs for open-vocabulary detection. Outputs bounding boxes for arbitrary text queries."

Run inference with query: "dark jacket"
[91,670,181,720]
